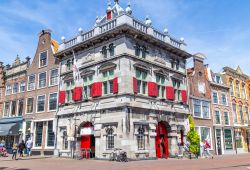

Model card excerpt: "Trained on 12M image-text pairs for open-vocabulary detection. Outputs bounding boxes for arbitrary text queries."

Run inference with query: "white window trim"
[17,99,24,117]
[196,126,213,150]
[223,111,231,126]
[12,83,19,94]
[45,120,55,149]
[37,71,47,89]
[5,85,11,96]
[192,99,211,119]
[221,93,228,106]
[25,97,34,115]
[215,128,224,154]
[212,91,219,104]
[214,110,221,125]
[20,81,26,93]
[36,95,46,113]
[33,121,42,149]
[3,102,10,118]
[223,128,234,150]
[47,92,58,112]
[39,50,48,68]
[27,74,36,92]
[49,68,59,87]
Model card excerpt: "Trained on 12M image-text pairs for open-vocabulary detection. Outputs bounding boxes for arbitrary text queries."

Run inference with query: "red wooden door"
[81,135,90,149]
[155,122,169,159]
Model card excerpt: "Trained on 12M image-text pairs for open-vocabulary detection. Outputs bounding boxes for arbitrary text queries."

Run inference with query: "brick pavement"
[0,154,250,170]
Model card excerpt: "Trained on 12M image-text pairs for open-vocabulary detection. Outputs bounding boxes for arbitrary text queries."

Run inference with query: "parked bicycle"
[109,148,128,162]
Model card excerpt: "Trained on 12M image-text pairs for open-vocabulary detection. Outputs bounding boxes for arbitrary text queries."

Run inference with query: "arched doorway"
[155,121,169,159]
[80,122,95,158]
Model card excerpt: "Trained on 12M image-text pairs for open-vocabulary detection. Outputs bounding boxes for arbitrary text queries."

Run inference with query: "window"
[134,44,147,58]
[215,75,221,84]
[176,59,180,70]
[109,43,114,57]
[61,127,68,150]
[239,105,243,123]
[6,85,11,95]
[141,46,147,58]
[28,75,35,91]
[230,80,234,96]
[222,94,227,105]
[173,79,181,101]
[241,84,246,99]
[11,101,16,117]
[38,72,46,88]
[25,121,31,142]
[39,51,47,67]
[83,75,93,99]
[50,69,58,86]
[236,82,240,98]
[66,59,73,71]
[137,127,145,150]
[106,128,114,150]
[35,122,43,147]
[196,127,212,148]
[102,46,107,58]
[49,93,57,111]
[214,111,221,124]
[20,81,25,92]
[18,99,23,116]
[4,102,10,117]
[66,80,74,103]
[136,69,147,95]
[235,132,242,148]
[212,92,218,104]
[13,83,19,94]
[37,95,45,112]
[233,104,237,123]
[171,59,180,70]
[246,107,250,123]
[224,129,233,150]
[47,121,55,147]
[224,112,229,125]
[193,99,210,119]
[156,74,165,98]
[26,98,34,113]
[102,69,115,95]
[135,44,140,57]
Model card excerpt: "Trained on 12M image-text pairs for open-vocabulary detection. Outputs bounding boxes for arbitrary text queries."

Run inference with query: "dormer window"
[101,43,115,58]
[39,51,47,67]
[134,44,147,58]
[66,59,73,71]
[215,75,221,84]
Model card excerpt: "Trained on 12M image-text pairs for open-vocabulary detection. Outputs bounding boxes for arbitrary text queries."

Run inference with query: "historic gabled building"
[187,53,215,155]
[55,1,191,159]
[23,30,59,155]
[222,66,250,154]
[207,68,235,155]
[0,56,30,151]
[0,62,5,118]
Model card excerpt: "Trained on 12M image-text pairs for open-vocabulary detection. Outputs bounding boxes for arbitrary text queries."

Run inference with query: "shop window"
[35,122,43,147]
[26,98,34,113]
[137,127,145,150]
[224,129,233,150]
[47,121,55,147]
[235,132,243,148]
[28,75,35,91]
[106,128,114,150]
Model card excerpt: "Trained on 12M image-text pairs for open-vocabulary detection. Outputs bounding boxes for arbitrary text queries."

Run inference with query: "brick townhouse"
[23,30,59,155]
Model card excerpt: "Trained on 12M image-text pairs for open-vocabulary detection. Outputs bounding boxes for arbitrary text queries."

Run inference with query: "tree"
[186,115,200,157]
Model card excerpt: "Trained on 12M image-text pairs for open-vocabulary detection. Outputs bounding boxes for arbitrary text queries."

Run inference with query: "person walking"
[18,140,26,157]
[26,138,33,157]
[203,139,213,159]
[12,144,18,160]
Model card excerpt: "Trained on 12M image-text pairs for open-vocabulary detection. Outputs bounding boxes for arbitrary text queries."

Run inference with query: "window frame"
[212,91,219,104]
[48,92,58,112]
[214,110,221,125]
[224,111,230,126]
[49,68,59,87]
[38,71,47,89]
[5,84,12,95]
[39,50,48,68]
[13,82,19,94]
[26,97,34,114]
[36,95,46,113]
[192,99,210,119]
[45,121,55,148]
[106,128,115,150]
[27,74,36,91]
[20,81,26,92]
[3,101,10,117]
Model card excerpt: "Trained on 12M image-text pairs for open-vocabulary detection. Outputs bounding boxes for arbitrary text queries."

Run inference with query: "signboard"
[80,127,94,136]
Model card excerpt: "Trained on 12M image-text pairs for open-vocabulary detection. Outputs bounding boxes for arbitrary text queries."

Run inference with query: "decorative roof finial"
[145,15,152,26]
[107,0,111,12]
[114,0,119,4]
[126,0,132,15]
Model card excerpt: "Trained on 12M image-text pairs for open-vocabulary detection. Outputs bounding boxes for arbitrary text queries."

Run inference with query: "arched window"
[102,46,107,58]
[109,43,114,57]
[106,128,114,150]
[137,127,145,150]
[141,46,147,58]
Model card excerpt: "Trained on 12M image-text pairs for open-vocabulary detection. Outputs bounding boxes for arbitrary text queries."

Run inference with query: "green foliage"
[186,115,200,156]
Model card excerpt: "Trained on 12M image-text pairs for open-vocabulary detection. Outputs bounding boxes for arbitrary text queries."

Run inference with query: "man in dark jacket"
[18,140,26,157]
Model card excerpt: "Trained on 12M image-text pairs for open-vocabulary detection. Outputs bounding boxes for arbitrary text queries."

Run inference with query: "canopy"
[0,122,20,136]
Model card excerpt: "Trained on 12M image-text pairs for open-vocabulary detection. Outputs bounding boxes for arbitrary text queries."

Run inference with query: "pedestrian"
[12,144,18,160]
[26,138,33,157]
[18,140,26,157]
[203,139,213,159]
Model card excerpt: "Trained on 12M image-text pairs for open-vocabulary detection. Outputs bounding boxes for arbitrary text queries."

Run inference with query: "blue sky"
[0,0,250,74]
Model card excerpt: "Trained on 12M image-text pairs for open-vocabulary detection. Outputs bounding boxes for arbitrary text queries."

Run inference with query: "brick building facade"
[0,62,5,118]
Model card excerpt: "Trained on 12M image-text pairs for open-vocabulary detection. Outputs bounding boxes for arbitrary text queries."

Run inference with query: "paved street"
[0,154,250,170]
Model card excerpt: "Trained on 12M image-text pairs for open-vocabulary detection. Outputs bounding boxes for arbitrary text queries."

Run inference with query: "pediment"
[99,62,117,72]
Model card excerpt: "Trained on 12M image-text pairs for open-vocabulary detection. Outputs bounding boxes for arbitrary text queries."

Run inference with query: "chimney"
[193,52,206,69]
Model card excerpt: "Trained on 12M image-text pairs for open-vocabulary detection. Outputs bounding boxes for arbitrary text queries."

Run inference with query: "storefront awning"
[0,123,20,136]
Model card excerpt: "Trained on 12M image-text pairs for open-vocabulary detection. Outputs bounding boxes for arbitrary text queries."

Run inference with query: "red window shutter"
[133,77,137,94]
[73,87,82,101]
[107,11,112,20]
[92,82,102,97]
[148,82,157,97]
[113,77,118,94]
[59,91,66,105]
[166,86,174,100]
[181,90,187,104]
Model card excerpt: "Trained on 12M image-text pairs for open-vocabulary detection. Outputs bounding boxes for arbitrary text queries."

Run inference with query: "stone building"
[54,1,191,159]
[23,30,59,155]
[207,68,235,155]
[0,62,4,118]
[187,53,214,155]
[222,66,250,153]
[0,56,30,151]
